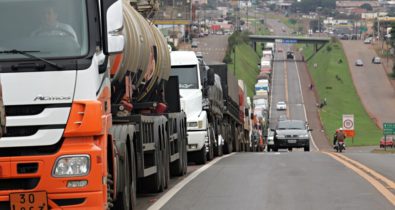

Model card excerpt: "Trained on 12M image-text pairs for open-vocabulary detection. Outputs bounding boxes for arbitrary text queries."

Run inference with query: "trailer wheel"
[223,125,233,154]
[142,146,163,193]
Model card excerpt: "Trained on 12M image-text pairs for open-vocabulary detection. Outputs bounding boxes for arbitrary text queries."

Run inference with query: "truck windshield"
[171,65,199,89]
[0,0,88,60]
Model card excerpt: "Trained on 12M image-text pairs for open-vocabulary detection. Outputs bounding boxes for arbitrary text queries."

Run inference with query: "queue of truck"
[251,42,275,151]
[0,1,260,209]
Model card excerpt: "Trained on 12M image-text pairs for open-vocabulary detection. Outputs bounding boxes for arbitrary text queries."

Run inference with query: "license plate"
[10,191,48,210]
[288,140,297,144]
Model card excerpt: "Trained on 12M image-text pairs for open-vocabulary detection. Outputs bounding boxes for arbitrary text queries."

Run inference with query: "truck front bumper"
[187,129,208,152]
[0,137,107,210]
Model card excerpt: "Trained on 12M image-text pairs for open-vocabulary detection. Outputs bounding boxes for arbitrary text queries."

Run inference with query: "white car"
[355,59,363,66]
[276,101,287,110]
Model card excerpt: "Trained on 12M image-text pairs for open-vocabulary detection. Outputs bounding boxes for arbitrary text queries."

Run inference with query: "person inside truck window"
[31,6,78,44]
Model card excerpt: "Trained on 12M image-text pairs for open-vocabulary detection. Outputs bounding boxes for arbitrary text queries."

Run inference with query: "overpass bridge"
[249,35,331,52]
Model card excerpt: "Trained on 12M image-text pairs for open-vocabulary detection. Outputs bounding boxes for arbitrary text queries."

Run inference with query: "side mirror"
[270,128,275,131]
[308,128,313,132]
[103,0,124,54]
[207,69,215,86]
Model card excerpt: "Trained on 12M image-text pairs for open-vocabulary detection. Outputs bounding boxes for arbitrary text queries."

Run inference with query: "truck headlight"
[299,134,309,138]
[53,155,90,177]
[188,121,198,128]
[276,135,285,138]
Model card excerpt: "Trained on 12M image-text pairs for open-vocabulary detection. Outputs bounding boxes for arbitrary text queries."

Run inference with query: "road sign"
[342,114,354,130]
[383,123,395,135]
[283,39,298,44]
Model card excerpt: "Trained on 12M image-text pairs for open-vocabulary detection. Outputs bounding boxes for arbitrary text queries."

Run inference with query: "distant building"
[336,1,380,8]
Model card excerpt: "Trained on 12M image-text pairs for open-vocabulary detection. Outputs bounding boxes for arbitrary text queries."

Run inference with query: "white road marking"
[147,153,235,210]
[294,59,319,151]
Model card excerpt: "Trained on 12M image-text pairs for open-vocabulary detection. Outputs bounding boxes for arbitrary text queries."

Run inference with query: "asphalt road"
[160,152,394,210]
[179,34,228,63]
[341,40,395,128]
[143,15,395,210]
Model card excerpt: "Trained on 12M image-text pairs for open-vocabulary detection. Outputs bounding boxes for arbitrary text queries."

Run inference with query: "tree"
[360,3,373,11]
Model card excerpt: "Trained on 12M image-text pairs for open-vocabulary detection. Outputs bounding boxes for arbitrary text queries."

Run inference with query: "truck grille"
[0,178,39,191]
[3,126,39,137]
[6,105,46,116]
[5,104,70,116]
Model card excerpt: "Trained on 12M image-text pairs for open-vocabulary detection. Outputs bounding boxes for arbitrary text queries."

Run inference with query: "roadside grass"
[300,42,382,146]
[371,148,395,154]
[228,43,260,98]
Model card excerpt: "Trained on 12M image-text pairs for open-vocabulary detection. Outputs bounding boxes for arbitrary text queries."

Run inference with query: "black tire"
[113,147,132,210]
[272,147,278,152]
[142,147,162,193]
[288,147,293,152]
[196,145,207,165]
[304,145,310,152]
[207,127,215,161]
[214,143,223,157]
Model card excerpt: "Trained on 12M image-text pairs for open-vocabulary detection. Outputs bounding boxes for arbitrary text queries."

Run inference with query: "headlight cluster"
[53,155,90,177]
[188,120,204,128]
[299,134,309,138]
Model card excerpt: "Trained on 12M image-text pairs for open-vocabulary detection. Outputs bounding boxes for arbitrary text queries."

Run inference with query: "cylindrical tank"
[111,0,171,101]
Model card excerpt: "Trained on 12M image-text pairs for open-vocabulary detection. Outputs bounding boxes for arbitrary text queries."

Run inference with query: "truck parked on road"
[170,51,224,164]
[238,80,251,151]
[208,63,243,153]
[0,0,187,209]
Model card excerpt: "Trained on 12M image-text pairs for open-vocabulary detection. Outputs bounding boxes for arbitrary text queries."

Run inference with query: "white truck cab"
[170,51,208,160]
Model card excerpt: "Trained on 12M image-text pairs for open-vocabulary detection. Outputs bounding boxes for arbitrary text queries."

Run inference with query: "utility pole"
[247,1,249,30]
[233,47,236,75]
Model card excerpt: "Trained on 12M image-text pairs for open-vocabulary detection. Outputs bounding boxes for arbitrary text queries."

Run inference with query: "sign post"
[383,123,395,150]
[342,114,355,144]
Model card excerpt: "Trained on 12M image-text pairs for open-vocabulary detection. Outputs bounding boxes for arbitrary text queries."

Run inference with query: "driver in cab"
[31,7,78,43]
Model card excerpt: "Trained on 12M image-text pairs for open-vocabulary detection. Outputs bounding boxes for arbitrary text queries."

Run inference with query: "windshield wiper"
[0,49,64,70]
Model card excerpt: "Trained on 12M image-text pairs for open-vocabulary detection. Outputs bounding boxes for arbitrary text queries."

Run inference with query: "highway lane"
[269,44,287,129]
[159,152,394,210]
[179,34,228,63]
[341,40,395,128]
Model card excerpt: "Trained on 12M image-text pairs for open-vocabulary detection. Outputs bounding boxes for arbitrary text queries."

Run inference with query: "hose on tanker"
[118,0,171,102]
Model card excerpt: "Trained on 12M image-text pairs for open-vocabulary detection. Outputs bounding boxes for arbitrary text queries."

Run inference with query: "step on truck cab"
[0,0,187,209]
[170,51,224,164]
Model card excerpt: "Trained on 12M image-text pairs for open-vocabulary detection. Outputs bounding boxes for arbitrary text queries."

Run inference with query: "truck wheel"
[272,147,278,152]
[215,144,223,157]
[142,148,163,193]
[288,147,293,152]
[304,145,310,152]
[113,147,133,210]
[196,145,207,165]
[207,127,215,161]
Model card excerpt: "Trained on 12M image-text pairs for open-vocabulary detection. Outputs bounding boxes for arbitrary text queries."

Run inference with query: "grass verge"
[300,41,382,146]
[228,43,260,98]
